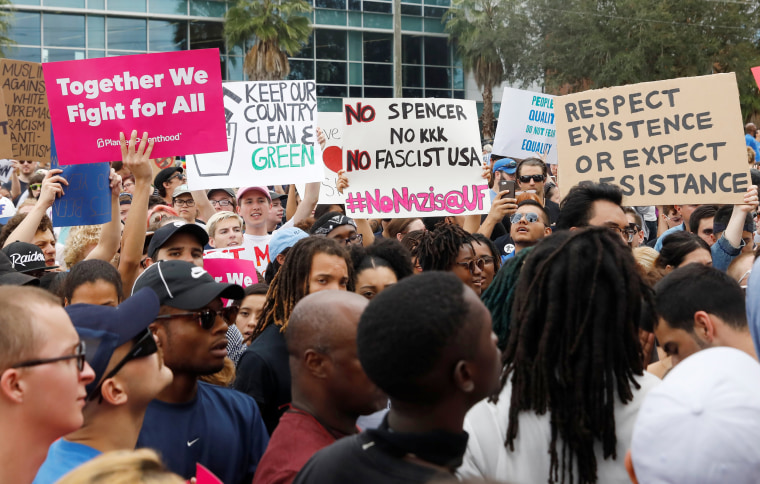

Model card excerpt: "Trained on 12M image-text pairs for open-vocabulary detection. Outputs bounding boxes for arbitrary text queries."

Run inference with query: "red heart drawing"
[323,146,343,173]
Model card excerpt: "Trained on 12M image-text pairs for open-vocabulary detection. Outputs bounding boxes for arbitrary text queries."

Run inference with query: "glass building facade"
[2,0,464,111]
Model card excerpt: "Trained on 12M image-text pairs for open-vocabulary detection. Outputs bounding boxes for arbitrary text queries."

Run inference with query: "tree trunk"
[481,83,495,140]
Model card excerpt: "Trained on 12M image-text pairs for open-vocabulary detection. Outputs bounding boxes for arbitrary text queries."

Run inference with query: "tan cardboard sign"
[0,60,51,163]
[555,73,749,205]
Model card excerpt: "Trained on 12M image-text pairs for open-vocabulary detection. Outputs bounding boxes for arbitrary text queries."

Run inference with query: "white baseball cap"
[631,347,760,484]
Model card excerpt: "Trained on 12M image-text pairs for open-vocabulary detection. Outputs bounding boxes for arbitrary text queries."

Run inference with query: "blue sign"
[51,132,112,227]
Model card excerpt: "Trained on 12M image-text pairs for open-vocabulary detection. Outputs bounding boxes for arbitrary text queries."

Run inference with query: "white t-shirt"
[459,371,660,484]
[239,218,296,274]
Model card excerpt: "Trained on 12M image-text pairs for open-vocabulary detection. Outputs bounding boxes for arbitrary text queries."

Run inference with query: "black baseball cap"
[132,260,244,310]
[153,166,184,190]
[147,221,209,260]
[0,250,39,286]
[3,241,58,272]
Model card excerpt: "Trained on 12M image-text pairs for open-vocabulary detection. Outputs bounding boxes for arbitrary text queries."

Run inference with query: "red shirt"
[252,407,355,484]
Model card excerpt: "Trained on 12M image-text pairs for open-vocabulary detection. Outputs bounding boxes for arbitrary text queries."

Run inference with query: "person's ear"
[64,297,71,306]
[149,322,165,349]
[544,226,552,236]
[303,349,329,378]
[693,311,715,343]
[0,369,25,403]
[453,360,475,394]
[208,237,217,249]
[144,257,154,268]
[99,377,128,406]
[276,253,286,265]
[624,450,638,484]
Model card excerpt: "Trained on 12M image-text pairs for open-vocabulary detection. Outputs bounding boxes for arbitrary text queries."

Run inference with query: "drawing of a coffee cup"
[192,122,237,177]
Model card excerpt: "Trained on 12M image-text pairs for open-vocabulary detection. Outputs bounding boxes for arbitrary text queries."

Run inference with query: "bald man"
[252,291,387,484]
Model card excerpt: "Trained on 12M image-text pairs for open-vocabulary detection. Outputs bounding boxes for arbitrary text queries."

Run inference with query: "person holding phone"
[515,157,560,225]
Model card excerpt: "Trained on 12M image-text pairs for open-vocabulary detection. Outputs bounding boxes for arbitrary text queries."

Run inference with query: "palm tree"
[224,0,312,81]
[445,0,529,140]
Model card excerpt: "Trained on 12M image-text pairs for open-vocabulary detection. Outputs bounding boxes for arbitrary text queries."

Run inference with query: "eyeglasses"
[12,341,86,372]
[154,307,239,330]
[123,181,135,189]
[665,214,683,224]
[18,160,35,165]
[455,257,486,274]
[167,173,186,183]
[607,225,638,243]
[518,174,545,183]
[510,212,543,224]
[29,184,42,191]
[87,329,157,401]
[336,233,363,246]
[210,199,233,207]
[173,198,195,207]
[478,255,495,266]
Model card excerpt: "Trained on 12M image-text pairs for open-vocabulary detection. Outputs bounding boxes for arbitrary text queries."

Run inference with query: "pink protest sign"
[753,66,760,90]
[194,464,223,484]
[42,49,227,165]
[203,257,258,287]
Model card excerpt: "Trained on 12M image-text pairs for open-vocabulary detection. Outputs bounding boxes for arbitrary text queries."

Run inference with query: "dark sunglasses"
[154,306,239,330]
[455,257,486,274]
[510,212,542,224]
[519,174,545,183]
[167,172,186,182]
[12,341,86,372]
[88,329,157,401]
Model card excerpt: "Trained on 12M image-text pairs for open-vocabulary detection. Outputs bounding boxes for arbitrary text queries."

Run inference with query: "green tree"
[524,0,760,120]
[224,0,312,81]
[445,0,531,139]
[0,1,15,58]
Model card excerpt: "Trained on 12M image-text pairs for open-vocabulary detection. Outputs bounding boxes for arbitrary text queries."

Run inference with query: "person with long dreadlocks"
[416,223,486,296]
[459,228,660,484]
[234,236,354,434]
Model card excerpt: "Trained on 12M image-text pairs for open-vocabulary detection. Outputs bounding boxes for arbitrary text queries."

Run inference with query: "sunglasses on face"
[519,174,545,183]
[18,160,35,165]
[29,184,42,191]
[88,329,157,401]
[154,306,239,330]
[455,257,486,274]
[13,340,87,372]
[167,173,186,183]
[510,212,543,224]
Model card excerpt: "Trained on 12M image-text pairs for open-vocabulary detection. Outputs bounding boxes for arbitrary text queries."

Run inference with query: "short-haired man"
[3,159,39,205]
[33,289,173,483]
[268,192,287,232]
[293,272,501,484]
[207,211,244,250]
[623,207,645,248]
[626,347,760,484]
[746,122,760,160]
[654,204,702,251]
[208,188,236,213]
[515,157,559,224]
[556,182,629,244]
[134,260,269,483]
[688,204,718,247]
[653,263,757,367]
[489,157,517,201]
[0,286,95,484]
[145,220,208,268]
[153,166,185,205]
[505,200,551,260]
[171,185,200,226]
[711,190,758,271]
[253,291,387,484]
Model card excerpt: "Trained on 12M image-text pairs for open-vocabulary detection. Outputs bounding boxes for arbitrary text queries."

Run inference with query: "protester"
[3,159,39,205]
[505,200,551,260]
[470,233,501,292]
[623,207,645,248]
[417,223,485,296]
[153,167,185,205]
[626,347,760,484]
[293,272,500,484]
[265,227,310,284]
[385,218,426,241]
[33,289,173,483]
[234,283,269,343]
[3,240,57,278]
[121,174,136,195]
[746,122,760,160]
[253,291,386,484]
[654,231,712,271]
[688,204,718,247]
[133,260,268,483]
[25,172,44,203]
[207,188,237,213]
[460,228,659,484]
[555,182,630,244]
[711,189,758,271]
[55,449,184,484]
[119,192,132,223]
[145,221,207,268]
[0,248,40,286]
[206,211,244,250]
[0,287,95,484]
[235,237,353,434]
[350,238,413,300]
[171,185,202,226]
[310,212,364,247]
[653,264,756,367]
[515,158,559,224]
[268,192,287,232]
[63,259,124,306]
[489,157,517,201]
[654,204,701,251]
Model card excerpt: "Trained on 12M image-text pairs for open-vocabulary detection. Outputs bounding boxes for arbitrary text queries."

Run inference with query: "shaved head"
[286,291,368,358]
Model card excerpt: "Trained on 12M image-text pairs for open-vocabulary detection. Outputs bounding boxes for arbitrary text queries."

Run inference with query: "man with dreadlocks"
[234,236,354,434]
[416,223,486,296]
[459,228,660,484]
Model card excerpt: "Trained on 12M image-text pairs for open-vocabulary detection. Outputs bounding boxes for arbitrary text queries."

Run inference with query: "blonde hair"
[749,146,756,165]
[207,211,243,239]
[55,449,184,484]
[632,246,658,272]
[63,225,102,269]
[199,357,236,387]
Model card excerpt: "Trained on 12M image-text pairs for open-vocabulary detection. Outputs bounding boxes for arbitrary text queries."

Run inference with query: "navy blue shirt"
[137,381,269,484]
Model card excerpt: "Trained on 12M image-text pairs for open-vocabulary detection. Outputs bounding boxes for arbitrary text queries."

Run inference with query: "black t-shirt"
[234,323,291,435]
[293,431,456,484]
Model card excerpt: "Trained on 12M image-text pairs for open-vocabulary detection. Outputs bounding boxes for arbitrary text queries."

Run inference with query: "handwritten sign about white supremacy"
[555,73,750,205]
[341,98,488,218]
[493,87,557,164]
[186,80,324,190]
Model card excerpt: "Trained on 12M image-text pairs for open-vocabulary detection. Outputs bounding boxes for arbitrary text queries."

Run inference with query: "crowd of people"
[2,126,760,484]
